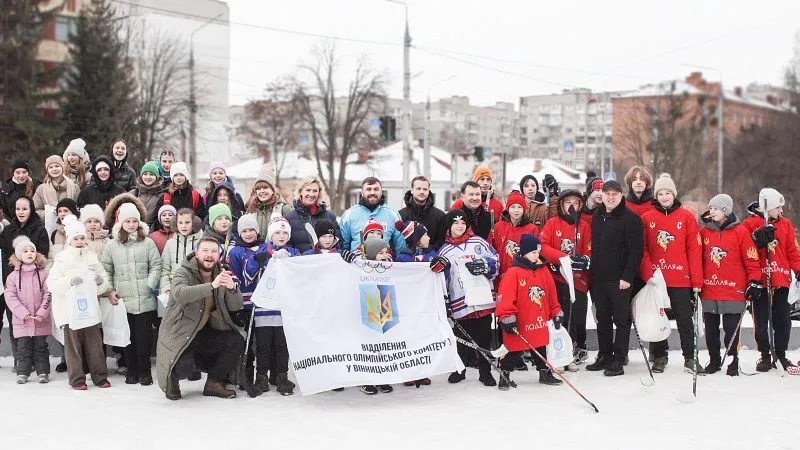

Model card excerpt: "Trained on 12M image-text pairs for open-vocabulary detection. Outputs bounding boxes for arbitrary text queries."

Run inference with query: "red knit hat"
[505,190,526,211]
[361,218,384,241]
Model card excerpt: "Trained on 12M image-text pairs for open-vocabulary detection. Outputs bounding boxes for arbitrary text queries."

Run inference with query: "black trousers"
[501,349,546,371]
[704,312,741,358]
[650,287,695,359]
[173,327,244,382]
[591,281,633,362]
[254,326,289,376]
[0,296,18,363]
[753,287,792,358]
[556,282,588,348]
[16,336,50,376]
[453,314,492,375]
[124,311,155,377]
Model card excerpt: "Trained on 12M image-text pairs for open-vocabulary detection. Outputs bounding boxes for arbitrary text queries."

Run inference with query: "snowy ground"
[3,350,799,450]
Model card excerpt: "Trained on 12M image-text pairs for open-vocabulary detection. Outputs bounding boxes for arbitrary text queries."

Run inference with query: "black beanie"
[443,208,470,230]
[313,219,336,238]
[519,175,539,192]
[12,159,31,172]
[518,233,542,257]
[56,198,79,217]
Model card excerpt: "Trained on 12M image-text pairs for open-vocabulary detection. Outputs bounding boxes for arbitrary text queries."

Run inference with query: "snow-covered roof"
[617,80,788,112]
[504,158,586,189]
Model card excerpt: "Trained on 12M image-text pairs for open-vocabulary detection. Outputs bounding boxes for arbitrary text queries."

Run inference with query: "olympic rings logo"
[355,259,393,273]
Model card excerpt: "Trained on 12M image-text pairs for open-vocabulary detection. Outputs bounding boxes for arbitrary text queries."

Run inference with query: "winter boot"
[586,353,611,372]
[704,356,722,375]
[565,362,579,372]
[360,385,378,395]
[187,371,202,381]
[37,374,49,384]
[514,359,528,371]
[139,373,153,386]
[203,379,237,399]
[253,374,270,394]
[417,378,431,385]
[447,369,466,383]
[276,373,295,396]
[478,370,497,387]
[622,355,629,366]
[756,354,774,372]
[16,374,28,384]
[603,360,624,377]
[652,356,668,373]
[684,358,705,375]
[726,357,739,377]
[498,371,512,391]
[573,347,589,364]
[55,361,67,373]
[539,369,563,385]
[166,377,182,401]
[125,374,139,385]
[377,384,394,393]
[403,381,416,386]
[269,372,278,386]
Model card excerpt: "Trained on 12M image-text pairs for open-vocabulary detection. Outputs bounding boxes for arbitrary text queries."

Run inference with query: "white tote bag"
[100,300,130,347]
[631,270,671,342]
[44,205,57,238]
[546,321,574,367]
[455,259,494,306]
[557,255,576,303]
[67,280,102,330]
[250,260,281,310]
[157,293,169,317]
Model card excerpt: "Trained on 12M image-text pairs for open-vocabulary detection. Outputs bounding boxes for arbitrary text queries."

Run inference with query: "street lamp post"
[387,0,411,186]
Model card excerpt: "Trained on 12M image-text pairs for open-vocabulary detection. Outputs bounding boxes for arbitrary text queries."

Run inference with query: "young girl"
[244,216,300,396]
[245,173,291,238]
[496,234,564,389]
[157,150,174,187]
[302,219,341,255]
[63,138,91,189]
[4,236,51,384]
[204,161,245,209]
[76,156,126,210]
[204,204,232,245]
[101,201,161,386]
[438,209,499,387]
[160,209,203,296]
[47,198,80,265]
[492,190,538,278]
[149,205,176,254]
[48,218,111,390]
[205,181,243,229]
[132,161,164,227]
[33,155,80,220]
[80,204,109,257]
[155,162,207,221]
[518,175,558,231]
[110,139,137,192]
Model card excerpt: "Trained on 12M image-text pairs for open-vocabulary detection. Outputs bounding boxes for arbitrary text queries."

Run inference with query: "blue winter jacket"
[242,241,301,326]
[339,199,407,253]
[395,248,438,263]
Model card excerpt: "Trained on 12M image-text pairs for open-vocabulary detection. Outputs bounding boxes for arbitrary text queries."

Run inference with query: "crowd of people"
[1,138,798,401]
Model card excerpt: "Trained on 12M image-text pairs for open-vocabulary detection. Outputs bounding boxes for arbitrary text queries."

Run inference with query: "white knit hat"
[208,161,226,176]
[759,188,785,211]
[653,173,677,198]
[79,204,105,224]
[64,215,87,244]
[170,162,189,180]
[117,203,141,223]
[237,213,259,235]
[267,216,291,240]
[12,236,36,259]
[64,138,89,162]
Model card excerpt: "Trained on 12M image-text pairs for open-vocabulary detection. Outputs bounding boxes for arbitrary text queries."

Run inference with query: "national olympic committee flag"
[251,253,465,395]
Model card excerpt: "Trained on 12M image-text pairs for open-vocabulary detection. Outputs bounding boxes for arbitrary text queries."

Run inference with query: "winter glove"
[94,274,104,286]
[745,281,765,301]
[273,249,290,259]
[499,315,517,333]
[570,254,590,272]
[464,258,490,276]
[340,249,357,264]
[429,256,451,273]
[543,174,559,197]
[70,277,83,286]
[553,312,565,330]
[231,308,253,329]
[752,225,775,249]
[253,251,269,265]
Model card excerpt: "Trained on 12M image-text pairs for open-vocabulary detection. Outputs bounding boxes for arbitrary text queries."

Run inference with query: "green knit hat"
[208,203,232,228]
[140,160,161,177]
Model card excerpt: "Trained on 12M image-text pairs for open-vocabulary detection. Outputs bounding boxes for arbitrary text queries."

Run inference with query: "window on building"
[576,136,585,143]
[565,128,573,134]
[533,128,538,134]
[588,136,596,143]
[55,16,77,43]
[520,126,527,135]
[537,137,548,145]
[520,138,528,146]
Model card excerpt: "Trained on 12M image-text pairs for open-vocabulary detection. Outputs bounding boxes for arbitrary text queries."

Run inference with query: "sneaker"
[756,354,774,372]
[37,374,49,384]
[16,374,28,384]
[125,374,139,385]
[586,354,611,372]
[55,361,67,373]
[573,347,589,364]
[97,380,111,388]
[514,360,528,371]
[377,384,393,393]
[498,371,512,391]
[478,371,496,387]
[360,385,378,395]
[778,357,800,374]
[704,358,722,374]
[565,362,579,372]
[652,356,668,373]
[73,383,88,391]
[603,360,624,377]
[276,373,295,396]
[139,373,153,386]
[116,365,127,376]
[447,369,466,384]
[726,357,739,377]
[417,378,431,386]
[539,369,563,385]
[684,358,705,375]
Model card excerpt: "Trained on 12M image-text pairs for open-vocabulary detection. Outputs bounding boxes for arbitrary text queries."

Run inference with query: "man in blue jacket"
[340,177,407,253]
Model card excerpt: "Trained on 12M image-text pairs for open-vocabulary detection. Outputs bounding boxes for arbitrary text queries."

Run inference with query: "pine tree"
[0,1,64,173]
[61,0,136,160]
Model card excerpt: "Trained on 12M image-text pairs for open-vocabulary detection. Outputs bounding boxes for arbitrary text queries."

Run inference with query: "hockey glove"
[70,277,83,286]
[340,249,357,264]
[745,281,765,301]
[543,174,559,197]
[752,225,775,249]
[553,312,565,330]
[253,251,269,265]
[429,256,451,273]
[499,315,517,333]
[570,254,590,272]
[464,258,490,276]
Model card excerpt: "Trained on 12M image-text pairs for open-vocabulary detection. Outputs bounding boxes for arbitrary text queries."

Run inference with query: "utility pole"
[717,81,724,193]
[388,0,411,185]
[424,96,431,178]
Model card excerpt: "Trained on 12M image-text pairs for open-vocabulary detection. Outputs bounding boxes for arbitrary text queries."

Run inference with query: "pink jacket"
[3,255,52,337]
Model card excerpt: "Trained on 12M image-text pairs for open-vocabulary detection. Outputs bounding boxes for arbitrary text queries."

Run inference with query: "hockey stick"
[678,292,702,404]
[450,316,517,388]
[453,336,510,359]
[763,199,786,377]
[236,307,261,398]
[304,222,318,247]
[513,328,599,413]
[719,300,750,375]
[631,318,656,387]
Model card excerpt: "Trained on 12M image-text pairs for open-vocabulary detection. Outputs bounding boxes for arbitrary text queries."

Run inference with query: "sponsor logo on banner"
[360,284,399,334]
[266,277,276,290]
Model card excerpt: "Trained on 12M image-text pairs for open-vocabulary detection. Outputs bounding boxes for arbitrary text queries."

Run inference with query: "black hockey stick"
[450,316,517,388]
[631,318,656,387]
[678,292,702,403]
[763,199,786,377]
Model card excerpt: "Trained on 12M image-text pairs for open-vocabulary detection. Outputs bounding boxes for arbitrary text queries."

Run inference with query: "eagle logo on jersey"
[709,246,728,268]
[529,286,546,307]
[656,230,675,252]
[505,239,519,258]
[560,238,575,254]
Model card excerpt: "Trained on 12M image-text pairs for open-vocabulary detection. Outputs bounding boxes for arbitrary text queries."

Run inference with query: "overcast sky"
[223,0,800,107]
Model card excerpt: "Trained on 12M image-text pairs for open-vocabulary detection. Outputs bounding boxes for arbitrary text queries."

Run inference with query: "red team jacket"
[540,216,592,293]
[741,211,800,288]
[496,262,562,350]
[699,213,761,300]
[626,193,656,218]
[491,215,538,278]
[640,204,703,288]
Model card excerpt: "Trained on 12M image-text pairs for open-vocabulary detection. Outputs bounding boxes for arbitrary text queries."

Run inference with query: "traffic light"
[473,146,485,162]
[379,115,397,141]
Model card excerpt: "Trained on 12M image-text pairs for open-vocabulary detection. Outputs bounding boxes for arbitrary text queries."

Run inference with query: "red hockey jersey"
[491,215,538,278]
[741,210,800,288]
[626,193,656,218]
[699,213,761,301]
[640,204,703,288]
[540,216,592,293]
[496,261,561,350]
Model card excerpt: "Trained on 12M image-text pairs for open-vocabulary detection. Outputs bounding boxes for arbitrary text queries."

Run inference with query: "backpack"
[163,189,200,210]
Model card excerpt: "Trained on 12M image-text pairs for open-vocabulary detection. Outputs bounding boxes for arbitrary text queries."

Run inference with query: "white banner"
[266,254,465,395]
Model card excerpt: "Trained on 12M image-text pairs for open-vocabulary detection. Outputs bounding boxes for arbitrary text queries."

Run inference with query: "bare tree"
[233,84,301,185]
[285,44,388,212]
